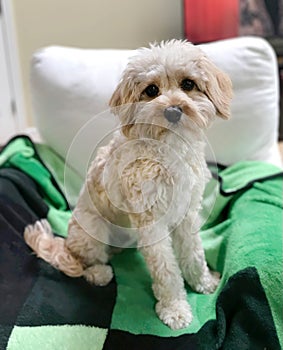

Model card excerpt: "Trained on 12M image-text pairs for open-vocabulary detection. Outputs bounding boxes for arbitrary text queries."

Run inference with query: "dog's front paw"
[156,299,192,330]
[192,270,220,294]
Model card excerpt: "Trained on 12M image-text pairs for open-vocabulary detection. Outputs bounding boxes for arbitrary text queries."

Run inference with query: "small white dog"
[24,40,232,330]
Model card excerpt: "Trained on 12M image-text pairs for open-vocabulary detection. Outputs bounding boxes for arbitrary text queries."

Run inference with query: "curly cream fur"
[24,40,232,330]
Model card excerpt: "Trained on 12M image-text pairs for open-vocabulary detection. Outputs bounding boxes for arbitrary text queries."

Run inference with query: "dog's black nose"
[164,106,182,123]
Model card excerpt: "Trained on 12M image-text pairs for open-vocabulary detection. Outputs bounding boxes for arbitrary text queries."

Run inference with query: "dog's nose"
[164,106,182,123]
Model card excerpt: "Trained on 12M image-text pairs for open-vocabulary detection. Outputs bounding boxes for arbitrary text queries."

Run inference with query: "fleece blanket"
[0,136,282,350]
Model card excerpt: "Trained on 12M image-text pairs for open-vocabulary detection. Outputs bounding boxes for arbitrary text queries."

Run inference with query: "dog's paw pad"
[83,265,113,286]
[156,299,192,330]
[193,271,220,294]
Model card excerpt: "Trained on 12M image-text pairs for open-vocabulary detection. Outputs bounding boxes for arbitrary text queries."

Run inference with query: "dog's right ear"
[109,76,140,108]
[109,77,139,138]
[109,81,124,109]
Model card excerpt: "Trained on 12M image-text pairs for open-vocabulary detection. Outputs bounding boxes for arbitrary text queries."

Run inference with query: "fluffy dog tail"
[24,219,84,277]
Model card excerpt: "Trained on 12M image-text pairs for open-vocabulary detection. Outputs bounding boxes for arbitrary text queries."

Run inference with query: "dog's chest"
[102,139,202,218]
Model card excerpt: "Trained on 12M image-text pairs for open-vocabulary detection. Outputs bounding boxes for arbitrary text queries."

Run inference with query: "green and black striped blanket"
[0,136,282,350]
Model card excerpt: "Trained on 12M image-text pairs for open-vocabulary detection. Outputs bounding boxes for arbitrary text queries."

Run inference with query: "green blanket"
[1,136,282,350]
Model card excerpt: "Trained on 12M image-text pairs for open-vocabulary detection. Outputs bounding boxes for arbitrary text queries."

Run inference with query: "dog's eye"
[144,84,159,98]
[181,79,195,91]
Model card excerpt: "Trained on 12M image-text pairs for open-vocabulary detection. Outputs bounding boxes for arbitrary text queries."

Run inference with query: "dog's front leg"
[173,213,220,294]
[138,226,192,330]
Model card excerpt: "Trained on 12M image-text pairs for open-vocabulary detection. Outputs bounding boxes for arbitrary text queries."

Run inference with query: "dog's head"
[109,40,233,139]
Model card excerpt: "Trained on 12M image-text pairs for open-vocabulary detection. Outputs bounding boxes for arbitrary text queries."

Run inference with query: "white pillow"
[200,37,281,167]
[30,36,282,178]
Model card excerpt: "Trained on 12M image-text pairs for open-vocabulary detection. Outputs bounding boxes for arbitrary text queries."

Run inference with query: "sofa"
[0,37,282,350]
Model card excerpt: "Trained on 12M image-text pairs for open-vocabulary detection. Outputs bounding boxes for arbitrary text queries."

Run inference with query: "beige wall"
[11,0,183,125]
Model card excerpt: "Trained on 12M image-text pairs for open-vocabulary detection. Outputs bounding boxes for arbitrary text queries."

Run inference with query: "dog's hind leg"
[24,217,113,286]
[66,216,113,286]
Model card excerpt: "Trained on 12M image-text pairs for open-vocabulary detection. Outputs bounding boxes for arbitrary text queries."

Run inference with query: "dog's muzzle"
[164,106,182,123]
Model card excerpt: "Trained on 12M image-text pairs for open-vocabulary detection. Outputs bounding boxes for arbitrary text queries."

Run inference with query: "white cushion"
[30,37,282,178]
[200,37,281,167]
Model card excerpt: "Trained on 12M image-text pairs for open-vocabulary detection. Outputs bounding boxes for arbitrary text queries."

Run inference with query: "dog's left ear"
[199,57,233,120]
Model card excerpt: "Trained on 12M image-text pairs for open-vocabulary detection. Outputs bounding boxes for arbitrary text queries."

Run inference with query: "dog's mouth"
[118,99,212,140]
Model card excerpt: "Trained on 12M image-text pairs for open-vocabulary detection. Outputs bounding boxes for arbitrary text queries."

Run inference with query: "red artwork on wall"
[184,0,239,43]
